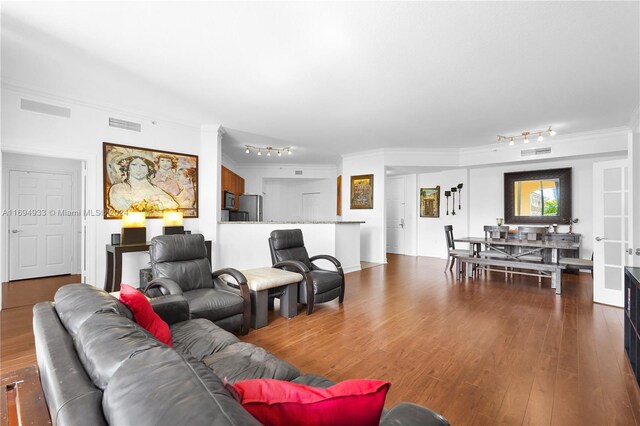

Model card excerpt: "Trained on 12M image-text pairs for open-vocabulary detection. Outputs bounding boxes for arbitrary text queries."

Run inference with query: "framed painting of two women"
[103,142,198,219]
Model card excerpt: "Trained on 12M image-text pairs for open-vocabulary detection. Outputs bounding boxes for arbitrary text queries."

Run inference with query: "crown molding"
[2,79,203,130]
[341,148,386,160]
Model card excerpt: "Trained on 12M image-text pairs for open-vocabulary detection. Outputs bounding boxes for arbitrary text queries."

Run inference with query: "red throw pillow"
[231,379,390,426]
[119,284,172,346]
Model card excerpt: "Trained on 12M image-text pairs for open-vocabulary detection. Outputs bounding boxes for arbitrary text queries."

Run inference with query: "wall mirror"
[504,167,572,225]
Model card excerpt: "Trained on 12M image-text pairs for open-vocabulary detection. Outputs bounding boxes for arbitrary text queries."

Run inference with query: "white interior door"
[386,177,406,254]
[593,159,630,307]
[9,170,72,280]
[302,192,321,221]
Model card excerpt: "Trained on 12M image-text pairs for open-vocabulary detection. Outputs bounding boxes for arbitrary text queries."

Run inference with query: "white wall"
[237,164,337,195]
[341,151,386,263]
[416,169,469,258]
[2,153,83,278]
[263,178,335,221]
[1,87,219,288]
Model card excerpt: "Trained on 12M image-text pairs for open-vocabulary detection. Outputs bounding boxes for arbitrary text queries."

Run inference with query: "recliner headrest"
[270,229,305,250]
[151,234,207,263]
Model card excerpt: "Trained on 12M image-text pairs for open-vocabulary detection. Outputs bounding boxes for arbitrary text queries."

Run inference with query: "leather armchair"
[144,234,250,335]
[268,229,344,314]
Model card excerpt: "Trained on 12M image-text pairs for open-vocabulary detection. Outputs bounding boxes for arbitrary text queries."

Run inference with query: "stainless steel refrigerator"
[239,194,263,222]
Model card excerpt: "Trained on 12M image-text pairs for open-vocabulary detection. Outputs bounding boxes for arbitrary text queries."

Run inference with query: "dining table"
[453,236,581,293]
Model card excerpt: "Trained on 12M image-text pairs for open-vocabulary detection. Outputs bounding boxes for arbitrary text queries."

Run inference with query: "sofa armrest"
[150,295,189,325]
[144,278,183,297]
[212,268,250,335]
[380,403,449,426]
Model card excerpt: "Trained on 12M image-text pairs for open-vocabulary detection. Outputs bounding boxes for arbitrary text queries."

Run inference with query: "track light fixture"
[497,126,556,145]
[244,145,293,157]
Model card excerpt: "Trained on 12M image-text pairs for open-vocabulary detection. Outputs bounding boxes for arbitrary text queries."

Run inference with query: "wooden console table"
[105,240,212,292]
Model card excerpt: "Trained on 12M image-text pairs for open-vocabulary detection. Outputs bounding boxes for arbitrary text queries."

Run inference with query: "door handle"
[399,219,404,229]
[636,248,640,256]
[628,248,634,255]
[11,229,22,234]
[595,236,607,242]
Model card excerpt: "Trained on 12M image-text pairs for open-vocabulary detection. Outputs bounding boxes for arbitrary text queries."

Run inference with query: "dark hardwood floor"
[1,255,639,425]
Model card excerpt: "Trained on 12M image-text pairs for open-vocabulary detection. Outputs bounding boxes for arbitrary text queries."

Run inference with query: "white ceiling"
[2,1,638,165]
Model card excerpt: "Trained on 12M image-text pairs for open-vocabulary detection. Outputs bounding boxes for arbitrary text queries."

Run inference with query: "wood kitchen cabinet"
[221,166,245,210]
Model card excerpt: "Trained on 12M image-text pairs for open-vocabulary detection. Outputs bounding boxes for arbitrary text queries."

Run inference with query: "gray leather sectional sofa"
[33,283,449,425]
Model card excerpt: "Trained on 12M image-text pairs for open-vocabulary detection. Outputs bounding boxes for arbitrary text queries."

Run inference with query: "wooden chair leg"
[444,256,451,272]
[449,256,455,271]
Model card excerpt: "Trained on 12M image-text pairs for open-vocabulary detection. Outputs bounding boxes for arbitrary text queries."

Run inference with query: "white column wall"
[341,151,386,263]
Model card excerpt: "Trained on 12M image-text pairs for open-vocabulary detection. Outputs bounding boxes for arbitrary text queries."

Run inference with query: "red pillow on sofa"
[231,378,390,426]
[119,284,172,346]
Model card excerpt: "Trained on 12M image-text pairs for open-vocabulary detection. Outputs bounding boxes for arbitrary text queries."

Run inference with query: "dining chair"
[444,225,469,273]
[516,226,547,283]
[478,225,510,277]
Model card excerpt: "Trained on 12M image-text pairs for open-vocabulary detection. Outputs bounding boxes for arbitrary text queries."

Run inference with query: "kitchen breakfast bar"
[217,221,364,273]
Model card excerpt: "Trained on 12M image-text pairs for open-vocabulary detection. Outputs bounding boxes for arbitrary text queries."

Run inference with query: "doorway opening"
[2,153,85,308]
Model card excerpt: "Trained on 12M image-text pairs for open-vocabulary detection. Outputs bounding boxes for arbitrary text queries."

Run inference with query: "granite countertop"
[218,221,365,224]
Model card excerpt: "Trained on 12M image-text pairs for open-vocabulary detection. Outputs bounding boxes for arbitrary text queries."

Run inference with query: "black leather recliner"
[145,234,251,335]
[268,229,344,315]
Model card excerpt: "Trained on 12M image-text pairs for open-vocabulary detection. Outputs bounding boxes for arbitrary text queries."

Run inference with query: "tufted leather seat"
[268,229,345,314]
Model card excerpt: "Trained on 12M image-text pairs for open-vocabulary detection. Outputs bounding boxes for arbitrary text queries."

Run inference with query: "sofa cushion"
[54,283,133,338]
[232,379,390,426]
[119,284,172,346]
[103,346,261,426]
[170,318,240,361]
[202,342,300,383]
[184,288,245,322]
[74,311,163,390]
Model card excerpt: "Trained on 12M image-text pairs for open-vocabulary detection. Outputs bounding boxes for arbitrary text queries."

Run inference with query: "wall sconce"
[121,212,146,245]
[163,211,184,235]
[456,183,463,210]
[444,190,451,215]
[450,187,457,216]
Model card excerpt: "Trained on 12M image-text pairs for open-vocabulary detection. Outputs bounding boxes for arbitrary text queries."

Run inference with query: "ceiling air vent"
[20,99,71,118]
[521,147,551,157]
[109,117,142,132]
[295,170,303,175]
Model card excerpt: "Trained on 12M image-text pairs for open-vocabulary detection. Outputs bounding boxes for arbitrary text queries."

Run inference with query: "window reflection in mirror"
[514,179,560,217]
[504,168,571,225]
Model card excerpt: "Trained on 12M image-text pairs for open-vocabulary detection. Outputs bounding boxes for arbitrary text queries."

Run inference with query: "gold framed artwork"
[420,186,440,218]
[337,175,342,216]
[103,142,198,219]
[350,174,374,209]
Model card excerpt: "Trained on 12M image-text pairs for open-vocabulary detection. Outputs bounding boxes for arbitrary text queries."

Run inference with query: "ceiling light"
[497,126,556,146]
[244,145,292,158]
